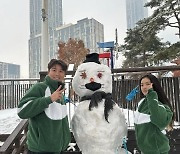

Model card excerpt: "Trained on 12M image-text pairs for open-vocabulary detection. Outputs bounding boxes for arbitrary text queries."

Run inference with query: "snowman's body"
[71,56,130,154]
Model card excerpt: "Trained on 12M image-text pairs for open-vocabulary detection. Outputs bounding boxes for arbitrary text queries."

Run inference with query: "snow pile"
[0,108,21,134]
[0,108,22,146]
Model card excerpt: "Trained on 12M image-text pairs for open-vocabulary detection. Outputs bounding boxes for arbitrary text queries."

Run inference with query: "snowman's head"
[72,53,112,97]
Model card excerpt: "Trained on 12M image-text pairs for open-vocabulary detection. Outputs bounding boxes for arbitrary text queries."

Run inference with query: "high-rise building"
[29,0,104,78]
[0,62,20,79]
[126,0,148,29]
[56,18,104,53]
[29,0,63,78]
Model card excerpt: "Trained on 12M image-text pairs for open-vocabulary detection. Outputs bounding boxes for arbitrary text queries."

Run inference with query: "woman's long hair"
[139,74,175,130]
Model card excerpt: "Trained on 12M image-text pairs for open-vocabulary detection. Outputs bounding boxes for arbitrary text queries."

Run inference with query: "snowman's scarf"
[80,91,115,123]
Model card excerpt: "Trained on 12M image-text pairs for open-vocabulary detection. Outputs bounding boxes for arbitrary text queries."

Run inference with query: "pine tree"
[145,0,180,38]
[122,0,180,68]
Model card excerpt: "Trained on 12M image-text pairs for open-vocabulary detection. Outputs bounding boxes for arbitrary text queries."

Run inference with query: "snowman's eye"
[80,72,87,79]
[97,72,102,78]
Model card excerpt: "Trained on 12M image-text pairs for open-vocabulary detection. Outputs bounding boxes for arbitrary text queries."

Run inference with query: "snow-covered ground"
[0,105,135,147]
[0,108,21,146]
[0,103,179,153]
[0,108,21,134]
[0,105,179,146]
[1,106,179,135]
[0,106,135,135]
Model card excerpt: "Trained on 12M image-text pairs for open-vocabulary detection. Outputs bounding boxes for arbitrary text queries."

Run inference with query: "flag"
[97,41,114,48]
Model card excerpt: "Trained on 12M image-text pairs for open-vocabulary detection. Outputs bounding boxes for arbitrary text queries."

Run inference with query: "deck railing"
[0,65,180,154]
[0,79,39,110]
[0,77,180,122]
[0,119,28,154]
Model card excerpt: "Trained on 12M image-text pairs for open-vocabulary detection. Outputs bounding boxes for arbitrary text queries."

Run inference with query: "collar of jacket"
[44,75,60,91]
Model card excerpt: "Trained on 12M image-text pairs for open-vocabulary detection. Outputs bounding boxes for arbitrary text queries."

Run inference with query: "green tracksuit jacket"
[17,76,71,153]
[134,89,173,154]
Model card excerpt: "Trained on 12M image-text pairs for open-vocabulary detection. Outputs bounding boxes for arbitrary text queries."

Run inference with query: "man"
[18,59,71,154]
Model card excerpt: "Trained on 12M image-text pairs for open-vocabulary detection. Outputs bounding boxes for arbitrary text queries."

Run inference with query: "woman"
[134,74,174,154]
[18,59,71,154]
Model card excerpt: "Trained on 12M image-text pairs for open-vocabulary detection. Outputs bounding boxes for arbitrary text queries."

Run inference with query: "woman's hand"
[147,88,158,100]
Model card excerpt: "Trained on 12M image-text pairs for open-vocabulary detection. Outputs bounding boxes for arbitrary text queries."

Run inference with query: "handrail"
[0,119,28,154]
[112,65,180,73]
[0,78,39,82]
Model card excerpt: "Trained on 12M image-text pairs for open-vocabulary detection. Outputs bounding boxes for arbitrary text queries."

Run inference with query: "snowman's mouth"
[85,82,101,91]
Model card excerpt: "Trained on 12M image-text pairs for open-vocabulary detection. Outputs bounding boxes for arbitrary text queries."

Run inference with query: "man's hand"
[50,85,66,102]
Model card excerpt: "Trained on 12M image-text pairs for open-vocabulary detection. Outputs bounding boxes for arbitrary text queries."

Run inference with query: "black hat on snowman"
[83,53,100,64]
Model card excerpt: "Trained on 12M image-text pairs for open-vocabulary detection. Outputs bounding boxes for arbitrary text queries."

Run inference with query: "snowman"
[71,53,130,154]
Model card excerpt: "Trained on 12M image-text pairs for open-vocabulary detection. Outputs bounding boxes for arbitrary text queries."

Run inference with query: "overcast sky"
[0,0,178,78]
[0,0,127,78]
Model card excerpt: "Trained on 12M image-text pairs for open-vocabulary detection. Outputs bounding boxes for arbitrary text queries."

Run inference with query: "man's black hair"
[48,59,68,72]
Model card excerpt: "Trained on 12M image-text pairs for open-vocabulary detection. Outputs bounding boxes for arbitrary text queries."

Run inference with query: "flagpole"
[41,0,49,71]
[97,41,114,69]
[110,47,114,69]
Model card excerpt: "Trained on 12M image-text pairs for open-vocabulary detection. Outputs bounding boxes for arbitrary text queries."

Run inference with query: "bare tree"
[58,38,89,69]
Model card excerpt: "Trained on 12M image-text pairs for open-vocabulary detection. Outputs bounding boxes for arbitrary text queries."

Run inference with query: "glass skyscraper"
[56,18,104,53]
[29,0,63,78]
[29,0,104,78]
[126,0,148,29]
[0,62,20,79]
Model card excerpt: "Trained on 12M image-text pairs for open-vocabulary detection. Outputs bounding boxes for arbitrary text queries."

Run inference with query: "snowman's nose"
[90,77,94,82]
